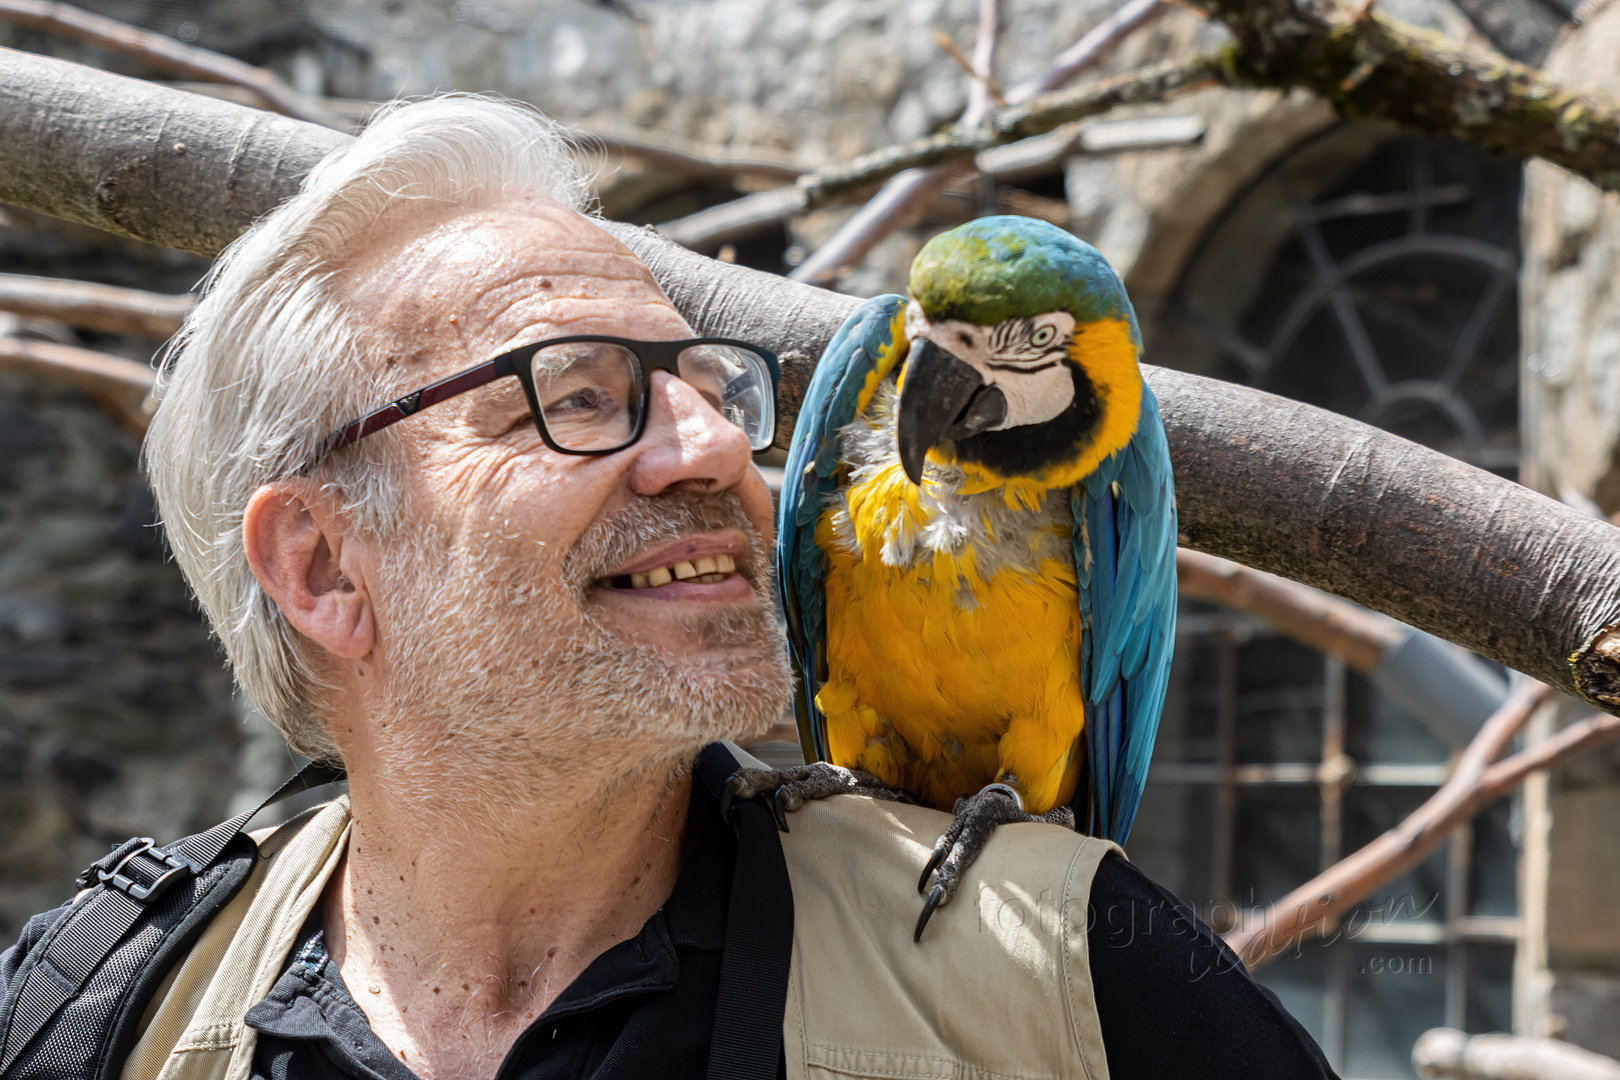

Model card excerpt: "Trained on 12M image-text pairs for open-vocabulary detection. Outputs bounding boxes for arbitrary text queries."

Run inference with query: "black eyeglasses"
[313,335,780,465]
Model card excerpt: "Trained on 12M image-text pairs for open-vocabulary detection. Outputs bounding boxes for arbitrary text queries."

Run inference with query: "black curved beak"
[896,338,1007,486]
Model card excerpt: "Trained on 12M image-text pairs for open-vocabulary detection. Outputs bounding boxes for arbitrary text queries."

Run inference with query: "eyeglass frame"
[311,334,782,466]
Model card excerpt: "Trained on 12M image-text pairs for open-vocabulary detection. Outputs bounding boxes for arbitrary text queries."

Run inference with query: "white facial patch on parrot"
[906,302,1078,430]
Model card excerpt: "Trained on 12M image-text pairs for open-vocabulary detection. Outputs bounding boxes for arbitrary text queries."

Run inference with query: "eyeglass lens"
[527,342,775,452]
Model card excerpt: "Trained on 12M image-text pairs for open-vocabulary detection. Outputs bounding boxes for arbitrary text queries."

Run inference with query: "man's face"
[335,196,790,782]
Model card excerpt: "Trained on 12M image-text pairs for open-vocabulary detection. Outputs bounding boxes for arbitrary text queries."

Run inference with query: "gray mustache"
[564,491,763,591]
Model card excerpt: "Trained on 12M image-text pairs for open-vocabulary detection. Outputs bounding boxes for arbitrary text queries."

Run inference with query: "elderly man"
[0,97,1335,1080]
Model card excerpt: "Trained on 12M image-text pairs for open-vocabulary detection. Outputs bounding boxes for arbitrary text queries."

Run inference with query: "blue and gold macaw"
[776,216,1176,936]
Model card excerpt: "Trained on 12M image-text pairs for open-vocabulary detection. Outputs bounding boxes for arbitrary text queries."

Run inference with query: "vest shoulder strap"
[0,762,345,1080]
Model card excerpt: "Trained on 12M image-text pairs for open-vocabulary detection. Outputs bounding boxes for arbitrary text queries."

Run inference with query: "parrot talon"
[718,763,907,831]
[917,845,948,895]
[911,783,1078,944]
[914,884,948,943]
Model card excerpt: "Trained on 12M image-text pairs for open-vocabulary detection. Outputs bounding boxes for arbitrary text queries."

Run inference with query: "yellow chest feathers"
[813,462,1087,812]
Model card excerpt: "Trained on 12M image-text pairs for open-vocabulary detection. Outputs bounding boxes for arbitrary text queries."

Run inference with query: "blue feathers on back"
[1074,390,1177,842]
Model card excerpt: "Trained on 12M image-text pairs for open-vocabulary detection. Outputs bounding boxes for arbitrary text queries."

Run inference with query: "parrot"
[736,216,1177,941]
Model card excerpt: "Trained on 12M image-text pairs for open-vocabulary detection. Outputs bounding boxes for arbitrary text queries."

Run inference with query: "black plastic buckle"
[96,838,191,902]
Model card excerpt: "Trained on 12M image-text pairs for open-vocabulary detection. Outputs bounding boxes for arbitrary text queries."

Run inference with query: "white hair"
[143,95,591,763]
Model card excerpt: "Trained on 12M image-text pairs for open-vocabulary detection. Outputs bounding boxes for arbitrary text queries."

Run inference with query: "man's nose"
[626,370,754,495]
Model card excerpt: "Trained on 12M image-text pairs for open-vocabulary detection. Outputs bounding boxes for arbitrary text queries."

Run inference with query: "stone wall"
[1517,0,1620,1056]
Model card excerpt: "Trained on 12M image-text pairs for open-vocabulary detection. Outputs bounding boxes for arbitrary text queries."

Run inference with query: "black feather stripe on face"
[946,361,1102,479]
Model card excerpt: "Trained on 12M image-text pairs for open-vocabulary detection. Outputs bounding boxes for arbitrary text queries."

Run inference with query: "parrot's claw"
[913,784,1078,942]
[721,762,907,832]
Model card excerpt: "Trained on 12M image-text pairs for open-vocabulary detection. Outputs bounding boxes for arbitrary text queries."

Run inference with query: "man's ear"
[243,481,376,660]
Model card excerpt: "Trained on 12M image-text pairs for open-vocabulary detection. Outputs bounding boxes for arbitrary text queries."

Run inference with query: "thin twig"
[802,58,1220,207]
[1006,0,1167,101]
[570,128,802,184]
[935,31,1006,108]
[0,272,191,338]
[1478,712,1620,792]
[0,0,344,128]
[788,0,1175,285]
[968,0,1005,116]
[1225,682,1555,970]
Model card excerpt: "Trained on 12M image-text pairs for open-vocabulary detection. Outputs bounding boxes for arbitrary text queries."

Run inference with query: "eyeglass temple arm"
[314,359,506,460]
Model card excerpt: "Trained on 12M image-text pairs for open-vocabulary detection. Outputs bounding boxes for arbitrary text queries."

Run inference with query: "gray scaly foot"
[720,762,908,832]
[914,783,1076,942]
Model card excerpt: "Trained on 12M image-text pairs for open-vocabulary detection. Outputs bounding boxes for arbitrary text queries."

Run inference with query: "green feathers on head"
[909,216,1135,332]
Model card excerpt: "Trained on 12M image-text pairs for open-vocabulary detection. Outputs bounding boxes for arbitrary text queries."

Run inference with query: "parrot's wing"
[1074,385,1178,843]
[776,294,911,764]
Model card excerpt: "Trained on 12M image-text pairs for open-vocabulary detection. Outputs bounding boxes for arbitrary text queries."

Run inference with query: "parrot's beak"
[896,337,1007,486]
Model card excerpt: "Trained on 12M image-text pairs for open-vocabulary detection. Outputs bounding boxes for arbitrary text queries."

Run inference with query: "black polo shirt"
[230,778,1337,1080]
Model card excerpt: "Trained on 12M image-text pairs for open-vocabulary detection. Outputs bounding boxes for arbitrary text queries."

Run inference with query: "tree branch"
[1415,1028,1620,1080]
[571,127,801,184]
[675,56,1215,272]
[0,334,154,431]
[813,58,1221,196]
[0,271,191,337]
[1191,0,1620,190]
[6,54,1620,712]
[788,0,1173,284]
[0,47,351,255]
[1224,682,1554,970]
[1177,549,1400,672]
[0,0,345,129]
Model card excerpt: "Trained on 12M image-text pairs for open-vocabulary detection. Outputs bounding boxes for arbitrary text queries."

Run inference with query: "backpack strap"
[0,761,346,1076]
[695,743,794,1080]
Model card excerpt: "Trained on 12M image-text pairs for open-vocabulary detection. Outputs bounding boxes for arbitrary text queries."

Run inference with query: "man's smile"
[596,531,755,601]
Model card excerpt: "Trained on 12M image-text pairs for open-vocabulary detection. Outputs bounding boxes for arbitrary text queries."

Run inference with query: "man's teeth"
[627,553,737,589]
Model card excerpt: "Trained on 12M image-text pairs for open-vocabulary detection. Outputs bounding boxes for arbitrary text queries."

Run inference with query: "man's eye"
[547,387,605,415]
[1030,325,1059,349]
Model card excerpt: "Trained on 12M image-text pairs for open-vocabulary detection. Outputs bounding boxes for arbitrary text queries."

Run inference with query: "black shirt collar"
[245,768,735,1044]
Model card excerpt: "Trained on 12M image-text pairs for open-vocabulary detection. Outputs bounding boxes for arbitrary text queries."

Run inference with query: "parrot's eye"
[1029,324,1059,349]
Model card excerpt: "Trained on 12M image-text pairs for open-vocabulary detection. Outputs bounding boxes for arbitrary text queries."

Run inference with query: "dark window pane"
[1236,637,1324,764]
[1127,782,1215,906]
[1348,789,1447,926]
[1347,674,1451,765]
[1345,942,1447,1079]
[1469,798,1519,917]
[1159,625,1222,764]
[1235,788,1320,905]
[1465,943,1515,1034]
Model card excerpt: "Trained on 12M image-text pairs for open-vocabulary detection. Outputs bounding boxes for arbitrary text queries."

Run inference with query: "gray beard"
[365,489,792,810]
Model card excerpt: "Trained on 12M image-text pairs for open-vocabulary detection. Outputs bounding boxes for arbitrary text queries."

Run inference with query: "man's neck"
[323,743,693,1080]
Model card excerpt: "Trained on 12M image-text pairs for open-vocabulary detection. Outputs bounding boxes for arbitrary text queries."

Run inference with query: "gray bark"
[4,47,1620,709]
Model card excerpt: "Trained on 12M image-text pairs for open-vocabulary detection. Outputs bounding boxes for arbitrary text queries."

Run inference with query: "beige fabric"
[120,797,352,1080]
[120,756,1114,1080]
[778,794,1117,1080]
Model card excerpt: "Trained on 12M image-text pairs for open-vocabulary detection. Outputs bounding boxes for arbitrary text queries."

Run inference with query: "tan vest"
[122,750,1117,1080]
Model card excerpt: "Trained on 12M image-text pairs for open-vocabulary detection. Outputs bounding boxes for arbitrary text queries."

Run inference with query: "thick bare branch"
[1224,683,1553,970]
[0,272,190,336]
[6,58,1620,708]
[0,48,351,255]
[1193,0,1620,190]
[0,0,344,129]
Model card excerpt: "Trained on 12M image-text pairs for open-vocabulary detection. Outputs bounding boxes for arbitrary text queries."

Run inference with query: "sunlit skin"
[240,197,775,1080]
